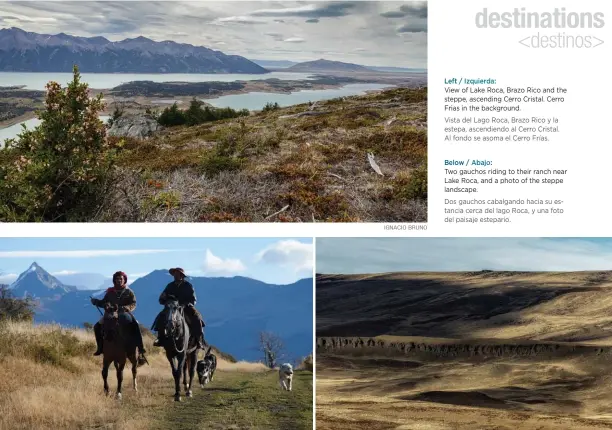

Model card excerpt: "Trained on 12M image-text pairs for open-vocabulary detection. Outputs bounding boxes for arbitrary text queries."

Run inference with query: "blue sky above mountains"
[0,1,427,68]
[0,237,313,286]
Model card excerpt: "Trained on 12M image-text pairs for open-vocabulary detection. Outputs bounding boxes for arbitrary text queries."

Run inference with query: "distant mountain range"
[0,27,269,74]
[8,263,313,362]
[286,59,371,73]
[253,58,426,74]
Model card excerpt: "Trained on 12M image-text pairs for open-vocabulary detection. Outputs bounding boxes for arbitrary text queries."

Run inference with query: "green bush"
[0,285,35,322]
[262,102,280,112]
[157,102,187,126]
[399,162,427,200]
[158,98,249,127]
[0,65,114,221]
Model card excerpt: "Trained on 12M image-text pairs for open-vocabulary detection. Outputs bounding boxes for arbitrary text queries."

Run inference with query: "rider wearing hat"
[153,268,206,349]
[91,271,146,359]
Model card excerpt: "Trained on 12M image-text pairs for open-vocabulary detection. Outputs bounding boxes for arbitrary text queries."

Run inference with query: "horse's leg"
[168,353,181,402]
[176,353,187,400]
[130,353,138,392]
[187,349,198,397]
[183,354,189,394]
[102,358,111,396]
[115,360,125,400]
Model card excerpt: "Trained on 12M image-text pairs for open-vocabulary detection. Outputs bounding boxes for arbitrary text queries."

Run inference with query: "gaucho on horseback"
[153,268,207,349]
[91,271,146,360]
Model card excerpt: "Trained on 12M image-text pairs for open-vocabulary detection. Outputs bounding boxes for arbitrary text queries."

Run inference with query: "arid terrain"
[316,271,612,429]
[0,321,313,429]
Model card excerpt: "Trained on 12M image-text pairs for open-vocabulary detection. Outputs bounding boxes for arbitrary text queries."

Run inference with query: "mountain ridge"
[0,27,269,74]
[8,262,313,361]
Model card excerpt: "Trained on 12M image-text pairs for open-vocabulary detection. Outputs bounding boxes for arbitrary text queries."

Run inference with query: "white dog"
[278,363,294,391]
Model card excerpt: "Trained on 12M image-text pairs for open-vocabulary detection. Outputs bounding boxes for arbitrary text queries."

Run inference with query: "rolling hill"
[0,27,269,74]
[316,271,612,429]
[7,263,313,362]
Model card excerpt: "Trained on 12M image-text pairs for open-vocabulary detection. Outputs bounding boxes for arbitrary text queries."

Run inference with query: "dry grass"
[97,87,427,222]
[297,354,314,372]
[0,321,312,429]
[316,270,612,429]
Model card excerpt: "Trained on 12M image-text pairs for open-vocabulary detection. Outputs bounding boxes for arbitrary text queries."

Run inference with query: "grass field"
[316,271,612,429]
[0,320,312,430]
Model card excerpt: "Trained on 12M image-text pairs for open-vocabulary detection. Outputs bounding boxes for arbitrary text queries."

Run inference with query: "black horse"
[159,296,200,401]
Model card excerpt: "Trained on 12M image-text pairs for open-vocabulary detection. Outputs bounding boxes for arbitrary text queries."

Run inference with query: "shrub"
[157,102,187,126]
[395,162,427,201]
[0,285,35,322]
[158,99,249,127]
[262,102,280,112]
[107,104,124,127]
[0,65,116,221]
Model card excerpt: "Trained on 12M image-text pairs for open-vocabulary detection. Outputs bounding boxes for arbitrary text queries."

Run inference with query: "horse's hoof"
[200,384,204,389]
[116,393,122,400]
[174,395,181,402]
[187,390,193,398]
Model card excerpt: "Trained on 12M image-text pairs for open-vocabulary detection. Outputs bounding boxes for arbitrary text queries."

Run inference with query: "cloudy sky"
[0,237,313,286]
[0,1,427,68]
[316,238,612,274]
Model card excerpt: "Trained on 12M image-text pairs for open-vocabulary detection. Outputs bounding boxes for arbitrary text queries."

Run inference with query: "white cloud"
[316,238,612,274]
[51,270,79,276]
[0,273,18,284]
[256,240,313,274]
[0,249,178,258]
[284,37,305,43]
[0,1,427,68]
[203,249,246,275]
[216,16,265,24]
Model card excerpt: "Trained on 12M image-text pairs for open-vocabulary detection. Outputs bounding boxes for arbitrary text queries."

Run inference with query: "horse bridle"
[166,301,186,353]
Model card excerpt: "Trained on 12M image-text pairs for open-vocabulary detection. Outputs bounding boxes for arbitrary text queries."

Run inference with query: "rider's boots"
[93,323,103,356]
[153,333,164,347]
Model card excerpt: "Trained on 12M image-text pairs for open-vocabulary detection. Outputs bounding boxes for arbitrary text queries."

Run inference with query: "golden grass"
[0,321,311,429]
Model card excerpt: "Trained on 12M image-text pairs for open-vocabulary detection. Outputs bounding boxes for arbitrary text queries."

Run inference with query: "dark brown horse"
[101,303,139,399]
[160,297,200,401]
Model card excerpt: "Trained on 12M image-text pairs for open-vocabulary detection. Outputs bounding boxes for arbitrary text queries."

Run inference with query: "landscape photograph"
[0,237,313,429]
[0,1,428,222]
[316,237,612,429]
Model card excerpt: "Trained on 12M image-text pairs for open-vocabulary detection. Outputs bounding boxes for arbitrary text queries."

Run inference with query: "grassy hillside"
[0,321,312,429]
[316,271,612,429]
[100,87,427,222]
[316,271,612,343]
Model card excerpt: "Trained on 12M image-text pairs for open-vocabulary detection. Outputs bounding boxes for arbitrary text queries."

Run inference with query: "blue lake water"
[1,116,110,147]
[0,71,315,91]
[204,83,393,110]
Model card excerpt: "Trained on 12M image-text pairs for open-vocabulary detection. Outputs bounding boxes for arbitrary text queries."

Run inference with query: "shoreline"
[0,73,419,129]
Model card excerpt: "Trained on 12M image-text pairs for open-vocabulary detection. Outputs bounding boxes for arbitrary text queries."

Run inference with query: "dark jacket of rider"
[93,286,137,312]
[159,280,196,307]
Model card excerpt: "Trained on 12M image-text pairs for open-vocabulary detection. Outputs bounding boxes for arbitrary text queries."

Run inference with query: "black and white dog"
[196,346,217,388]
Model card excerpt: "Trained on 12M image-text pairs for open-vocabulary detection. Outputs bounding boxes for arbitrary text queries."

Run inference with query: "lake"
[0,72,315,91]
[204,83,393,110]
[1,83,392,143]
[1,116,110,147]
